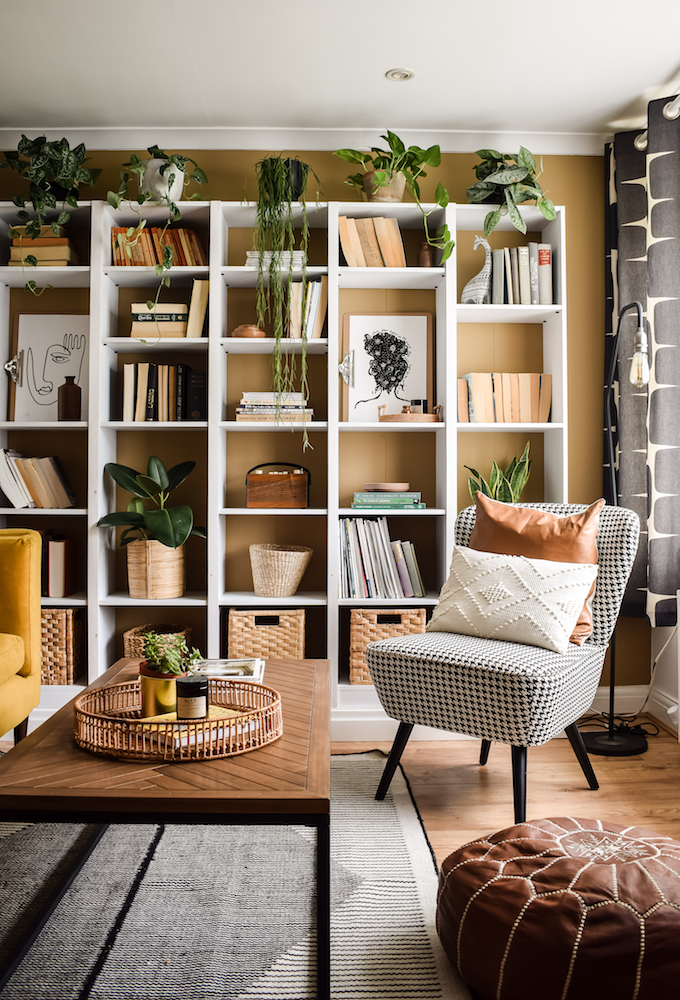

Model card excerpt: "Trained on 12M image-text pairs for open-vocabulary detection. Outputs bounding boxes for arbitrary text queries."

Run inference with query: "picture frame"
[341,312,433,422]
[7,313,89,421]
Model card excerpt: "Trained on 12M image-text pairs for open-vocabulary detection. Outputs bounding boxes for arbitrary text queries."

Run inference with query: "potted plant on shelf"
[96,455,206,600]
[107,145,208,315]
[466,147,556,237]
[138,629,203,717]
[253,153,319,449]
[334,130,454,262]
[465,441,531,503]
[0,134,101,294]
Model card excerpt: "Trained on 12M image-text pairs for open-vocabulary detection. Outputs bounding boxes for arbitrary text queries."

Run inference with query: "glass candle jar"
[176,674,209,720]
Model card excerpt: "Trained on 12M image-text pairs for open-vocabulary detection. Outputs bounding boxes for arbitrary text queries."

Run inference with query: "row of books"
[9,225,79,267]
[338,216,407,268]
[111,227,207,267]
[351,491,426,510]
[39,532,77,598]
[122,363,206,422]
[235,391,313,423]
[0,450,76,509]
[458,372,552,423]
[130,280,209,339]
[488,243,552,306]
[288,276,329,339]
[339,516,426,600]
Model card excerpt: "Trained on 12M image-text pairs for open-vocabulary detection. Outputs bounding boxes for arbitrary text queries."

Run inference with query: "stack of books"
[339,516,425,599]
[235,391,314,423]
[458,372,552,423]
[488,242,553,305]
[111,227,207,266]
[351,490,426,510]
[130,280,208,340]
[9,224,79,267]
[0,450,76,508]
[245,250,306,270]
[122,363,206,422]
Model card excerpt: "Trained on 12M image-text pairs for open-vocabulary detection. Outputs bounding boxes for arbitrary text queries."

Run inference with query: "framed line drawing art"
[8,314,89,421]
[341,313,433,422]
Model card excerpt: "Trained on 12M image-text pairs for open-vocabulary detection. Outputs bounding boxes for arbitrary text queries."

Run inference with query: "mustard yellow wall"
[0,148,650,683]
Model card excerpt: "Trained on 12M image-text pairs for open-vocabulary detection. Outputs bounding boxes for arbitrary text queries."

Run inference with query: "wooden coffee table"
[0,657,330,998]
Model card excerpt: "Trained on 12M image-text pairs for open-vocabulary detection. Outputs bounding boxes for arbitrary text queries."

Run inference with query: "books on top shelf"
[458,372,552,423]
[111,227,207,267]
[122,363,205,422]
[0,449,76,508]
[339,516,425,599]
[476,241,553,306]
[236,390,313,423]
[338,216,407,267]
[351,491,425,510]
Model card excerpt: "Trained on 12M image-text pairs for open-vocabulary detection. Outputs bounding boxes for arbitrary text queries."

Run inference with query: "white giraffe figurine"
[460,235,492,304]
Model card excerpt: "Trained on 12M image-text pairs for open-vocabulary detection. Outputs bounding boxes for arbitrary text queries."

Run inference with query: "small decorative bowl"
[231,324,266,338]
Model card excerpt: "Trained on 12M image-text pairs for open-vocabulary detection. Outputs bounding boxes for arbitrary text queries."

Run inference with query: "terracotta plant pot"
[362,170,406,203]
[126,540,185,599]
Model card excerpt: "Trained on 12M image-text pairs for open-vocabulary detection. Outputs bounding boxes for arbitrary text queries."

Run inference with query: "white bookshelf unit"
[0,199,567,738]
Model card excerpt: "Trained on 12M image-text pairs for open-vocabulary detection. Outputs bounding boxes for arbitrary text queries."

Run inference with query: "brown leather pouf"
[436,817,680,1000]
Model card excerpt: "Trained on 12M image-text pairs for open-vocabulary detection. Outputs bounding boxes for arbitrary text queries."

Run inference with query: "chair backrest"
[455,503,640,647]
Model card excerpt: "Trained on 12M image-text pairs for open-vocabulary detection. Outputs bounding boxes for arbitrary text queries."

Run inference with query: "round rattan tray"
[73,678,283,762]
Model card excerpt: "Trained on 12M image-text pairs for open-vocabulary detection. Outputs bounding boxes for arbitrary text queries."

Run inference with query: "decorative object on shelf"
[378,404,441,422]
[249,543,313,598]
[341,312,433,422]
[334,131,454,262]
[96,455,206,599]
[7,313,89,421]
[246,463,310,508]
[107,145,208,318]
[350,608,427,685]
[73,676,283,761]
[460,235,492,304]
[230,324,266,338]
[0,134,100,295]
[465,441,531,503]
[137,628,203,716]
[57,375,81,421]
[364,482,410,491]
[417,242,434,267]
[466,146,556,237]
[227,608,306,659]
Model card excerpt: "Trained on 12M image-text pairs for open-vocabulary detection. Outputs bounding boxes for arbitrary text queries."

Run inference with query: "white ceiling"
[1,0,680,155]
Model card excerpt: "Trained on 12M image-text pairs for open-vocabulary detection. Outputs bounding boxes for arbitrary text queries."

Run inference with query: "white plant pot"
[139,158,185,205]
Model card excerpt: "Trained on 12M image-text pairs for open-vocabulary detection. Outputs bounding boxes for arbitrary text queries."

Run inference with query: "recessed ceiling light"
[385,68,415,82]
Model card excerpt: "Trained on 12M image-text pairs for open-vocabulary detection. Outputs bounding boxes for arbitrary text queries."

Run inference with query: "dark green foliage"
[467,147,556,237]
[465,441,532,503]
[142,630,202,675]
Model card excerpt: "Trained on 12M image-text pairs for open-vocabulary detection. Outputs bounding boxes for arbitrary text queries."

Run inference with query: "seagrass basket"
[41,608,86,685]
[122,623,193,659]
[249,544,312,597]
[349,608,427,685]
[126,540,185,599]
[228,609,305,659]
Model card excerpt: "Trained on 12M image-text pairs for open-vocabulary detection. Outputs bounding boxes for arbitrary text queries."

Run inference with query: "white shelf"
[103,265,209,288]
[338,266,444,290]
[222,507,328,515]
[338,595,440,606]
[220,591,327,606]
[339,421,446,432]
[100,592,207,607]
[457,303,563,323]
[221,337,328,354]
[1,507,87,516]
[220,265,327,288]
[103,421,208,430]
[0,421,87,430]
[104,337,208,353]
[457,422,564,432]
[0,265,90,288]
[339,508,445,516]
[42,593,87,606]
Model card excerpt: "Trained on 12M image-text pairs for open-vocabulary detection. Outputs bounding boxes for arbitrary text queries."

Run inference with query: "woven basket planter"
[249,544,312,598]
[126,540,185,599]
[122,623,192,659]
[228,609,305,659]
[349,607,427,685]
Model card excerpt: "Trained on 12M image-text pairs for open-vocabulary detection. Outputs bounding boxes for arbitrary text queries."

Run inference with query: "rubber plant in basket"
[96,456,206,600]
[138,629,203,718]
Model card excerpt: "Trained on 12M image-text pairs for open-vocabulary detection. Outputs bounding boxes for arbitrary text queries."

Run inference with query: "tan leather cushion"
[437,816,680,1000]
[0,632,26,686]
[468,494,605,644]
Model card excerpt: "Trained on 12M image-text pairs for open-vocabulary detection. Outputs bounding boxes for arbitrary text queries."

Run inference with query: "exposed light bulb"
[629,325,650,388]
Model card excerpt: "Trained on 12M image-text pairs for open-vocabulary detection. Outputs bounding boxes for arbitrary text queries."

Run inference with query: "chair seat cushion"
[366,631,606,745]
[0,632,26,686]
[437,816,680,1000]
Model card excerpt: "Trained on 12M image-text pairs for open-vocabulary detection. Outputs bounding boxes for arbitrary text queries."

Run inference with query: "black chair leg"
[13,718,28,745]
[479,740,491,765]
[565,722,599,790]
[376,722,414,800]
[511,746,527,824]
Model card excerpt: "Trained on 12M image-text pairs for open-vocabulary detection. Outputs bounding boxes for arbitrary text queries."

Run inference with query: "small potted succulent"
[465,442,531,503]
[466,147,556,237]
[96,455,206,600]
[138,629,203,717]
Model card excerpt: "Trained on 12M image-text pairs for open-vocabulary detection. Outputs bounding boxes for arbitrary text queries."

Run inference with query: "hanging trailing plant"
[253,154,319,450]
[466,147,555,238]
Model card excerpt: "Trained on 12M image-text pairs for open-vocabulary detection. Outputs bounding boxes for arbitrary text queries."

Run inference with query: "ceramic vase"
[139,158,185,205]
[362,170,406,203]
[57,376,81,420]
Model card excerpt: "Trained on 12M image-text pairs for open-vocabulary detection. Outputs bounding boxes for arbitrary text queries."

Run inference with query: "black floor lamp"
[582,301,650,757]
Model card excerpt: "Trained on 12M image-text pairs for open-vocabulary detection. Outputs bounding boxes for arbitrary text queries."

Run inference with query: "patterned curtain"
[606,96,680,626]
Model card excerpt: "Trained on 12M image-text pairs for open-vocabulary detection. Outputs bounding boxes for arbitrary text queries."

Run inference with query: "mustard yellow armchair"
[0,528,42,743]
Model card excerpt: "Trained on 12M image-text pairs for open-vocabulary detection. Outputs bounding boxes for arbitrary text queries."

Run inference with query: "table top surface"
[0,658,330,821]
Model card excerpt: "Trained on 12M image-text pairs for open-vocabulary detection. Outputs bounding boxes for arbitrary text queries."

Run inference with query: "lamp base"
[582,728,648,756]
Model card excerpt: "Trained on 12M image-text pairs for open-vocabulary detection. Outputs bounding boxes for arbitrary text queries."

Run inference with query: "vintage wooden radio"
[246,462,310,508]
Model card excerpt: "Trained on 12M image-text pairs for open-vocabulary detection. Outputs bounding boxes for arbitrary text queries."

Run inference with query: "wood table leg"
[317,816,330,1000]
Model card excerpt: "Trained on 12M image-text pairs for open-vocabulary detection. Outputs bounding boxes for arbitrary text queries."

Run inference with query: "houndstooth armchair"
[366,503,640,824]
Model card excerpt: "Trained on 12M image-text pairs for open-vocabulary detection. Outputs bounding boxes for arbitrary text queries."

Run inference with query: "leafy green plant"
[107,146,208,316]
[466,442,531,503]
[0,134,100,294]
[253,154,320,449]
[466,147,555,238]
[96,455,207,549]
[334,131,454,262]
[142,630,202,675]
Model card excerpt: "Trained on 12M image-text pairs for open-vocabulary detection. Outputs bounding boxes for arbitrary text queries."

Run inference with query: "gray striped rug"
[0,753,468,999]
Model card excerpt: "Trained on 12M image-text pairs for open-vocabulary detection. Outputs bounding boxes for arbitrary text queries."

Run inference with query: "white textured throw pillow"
[427,546,598,653]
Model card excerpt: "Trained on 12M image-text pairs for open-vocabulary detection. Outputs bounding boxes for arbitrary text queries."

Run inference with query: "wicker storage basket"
[349,607,427,685]
[228,609,305,659]
[249,544,312,597]
[41,608,86,685]
[126,540,185,599]
[122,623,193,659]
